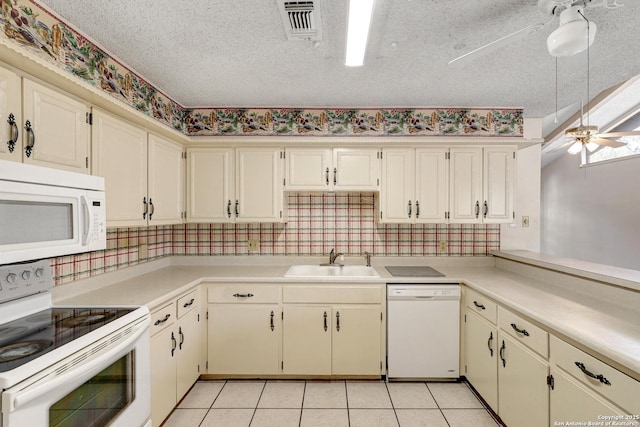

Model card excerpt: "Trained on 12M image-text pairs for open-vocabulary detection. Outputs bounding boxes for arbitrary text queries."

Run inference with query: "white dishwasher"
[387,284,460,379]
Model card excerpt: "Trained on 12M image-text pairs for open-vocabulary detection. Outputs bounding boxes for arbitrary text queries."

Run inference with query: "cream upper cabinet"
[92,109,184,227]
[285,147,379,192]
[147,134,184,225]
[236,147,283,222]
[22,78,90,173]
[0,66,22,162]
[92,109,148,227]
[187,148,234,222]
[449,146,515,223]
[380,148,448,223]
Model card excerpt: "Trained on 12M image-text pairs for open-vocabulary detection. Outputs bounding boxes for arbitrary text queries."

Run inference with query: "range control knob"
[35,268,44,278]
[6,273,17,284]
[22,271,31,280]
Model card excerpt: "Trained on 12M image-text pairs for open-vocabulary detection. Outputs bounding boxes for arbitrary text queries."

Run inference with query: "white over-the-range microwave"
[0,159,106,265]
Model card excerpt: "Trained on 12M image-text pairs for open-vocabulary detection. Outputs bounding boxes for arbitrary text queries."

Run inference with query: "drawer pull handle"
[233,293,254,298]
[24,120,35,157]
[323,311,328,332]
[487,331,494,357]
[499,340,506,367]
[336,311,341,332]
[227,200,232,218]
[575,362,611,386]
[333,167,337,185]
[7,113,18,153]
[270,310,275,331]
[475,201,480,219]
[510,323,530,336]
[407,200,412,218]
[171,331,177,357]
[325,167,330,185]
[179,326,184,350]
[154,313,171,325]
[473,301,486,310]
[183,298,195,308]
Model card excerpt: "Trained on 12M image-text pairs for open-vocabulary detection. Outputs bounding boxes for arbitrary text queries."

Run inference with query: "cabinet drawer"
[465,288,497,324]
[551,335,640,414]
[208,285,280,303]
[499,306,548,358]
[177,288,199,318]
[283,286,382,304]
[150,302,176,336]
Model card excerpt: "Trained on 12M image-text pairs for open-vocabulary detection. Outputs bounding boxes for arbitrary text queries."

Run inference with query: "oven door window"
[49,351,136,427]
[0,199,74,245]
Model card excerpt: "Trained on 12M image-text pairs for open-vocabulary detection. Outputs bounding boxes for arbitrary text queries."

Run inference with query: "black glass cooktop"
[0,307,135,372]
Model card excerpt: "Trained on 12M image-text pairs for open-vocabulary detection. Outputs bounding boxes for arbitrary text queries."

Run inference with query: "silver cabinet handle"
[24,120,34,158]
[154,313,170,326]
[475,201,480,219]
[171,332,177,357]
[6,113,18,153]
[179,326,184,350]
[183,298,195,308]
[270,310,275,331]
[407,200,412,218]
[325,167,330,185]
[227,200,232,218]
[415,201,420,219]
[143,197,148,219]
[149,198,155,220]
[336,311,341,332]
[323,311,328,332]
[483,201,488,218]
[333,168,337,185]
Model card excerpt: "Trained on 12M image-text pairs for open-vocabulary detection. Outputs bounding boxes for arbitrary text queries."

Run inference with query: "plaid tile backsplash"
[52,193,500,285]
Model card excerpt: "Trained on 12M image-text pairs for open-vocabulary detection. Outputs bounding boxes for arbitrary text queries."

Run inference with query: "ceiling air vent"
[278,0,323,41]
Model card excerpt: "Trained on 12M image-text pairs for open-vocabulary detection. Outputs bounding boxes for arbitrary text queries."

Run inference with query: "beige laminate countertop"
[53,255,640,379]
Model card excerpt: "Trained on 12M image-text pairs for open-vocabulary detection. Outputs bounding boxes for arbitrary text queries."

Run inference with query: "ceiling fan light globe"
[585,141,599,152]
[547,19,596,57]
[567,141,583,154]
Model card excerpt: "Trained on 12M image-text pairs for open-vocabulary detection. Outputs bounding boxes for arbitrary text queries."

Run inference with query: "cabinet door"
[449,148,482,223]
[22,79,89,173]
[176,308,201,398]
[331,306,381,376]
[208,304,280,375]
[333,148,379,191]
[464,310,498,411]
[186,148,234,223]
[150,327,177,427]
[285,148,332,191]
[0,66,22,162]
[415,148,449,223]
[483,147,514,223]
[380,148,414,223]
[498,333,549,427]
[148,134,184,225]
[550,368,623,425]
[92,109,148,227]
[282,305,332,375]
[236,148,282,222]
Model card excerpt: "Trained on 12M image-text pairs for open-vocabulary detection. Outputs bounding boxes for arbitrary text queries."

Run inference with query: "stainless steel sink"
[284,264,380,278]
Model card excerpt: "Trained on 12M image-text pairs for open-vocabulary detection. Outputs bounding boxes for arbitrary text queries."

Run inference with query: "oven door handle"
[7,318,149,412]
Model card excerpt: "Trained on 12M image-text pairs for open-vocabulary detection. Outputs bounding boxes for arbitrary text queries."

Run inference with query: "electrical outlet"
[138,244,148,259]
[522,216,530,228]
[247,239,259,252]
[439,240,448,252]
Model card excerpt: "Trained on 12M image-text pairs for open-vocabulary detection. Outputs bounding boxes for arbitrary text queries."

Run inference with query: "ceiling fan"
[448,0,624,67]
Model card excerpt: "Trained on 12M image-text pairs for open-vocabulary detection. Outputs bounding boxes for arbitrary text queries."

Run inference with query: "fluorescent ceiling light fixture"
[345,0,375,67]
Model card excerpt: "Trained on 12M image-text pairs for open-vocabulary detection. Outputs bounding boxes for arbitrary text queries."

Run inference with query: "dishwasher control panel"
[387,284,460,299]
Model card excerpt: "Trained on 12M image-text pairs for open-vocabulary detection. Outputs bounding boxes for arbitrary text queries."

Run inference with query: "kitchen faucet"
[326,248,343,266]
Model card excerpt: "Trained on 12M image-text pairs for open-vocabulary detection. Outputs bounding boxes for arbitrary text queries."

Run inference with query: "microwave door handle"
[80,195,92,246]
[9,319,149,411]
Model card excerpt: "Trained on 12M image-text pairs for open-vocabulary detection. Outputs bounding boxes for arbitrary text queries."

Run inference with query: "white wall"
[501,144,541,252]
[541,153,640,270]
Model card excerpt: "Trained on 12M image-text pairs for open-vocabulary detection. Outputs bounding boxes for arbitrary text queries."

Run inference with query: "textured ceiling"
[37,0,640,127]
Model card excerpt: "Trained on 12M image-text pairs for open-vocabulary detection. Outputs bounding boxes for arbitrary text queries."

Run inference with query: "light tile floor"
[162,380,502,427]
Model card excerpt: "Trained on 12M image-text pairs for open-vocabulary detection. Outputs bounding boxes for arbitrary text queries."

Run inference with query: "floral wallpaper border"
[1,0,524,138]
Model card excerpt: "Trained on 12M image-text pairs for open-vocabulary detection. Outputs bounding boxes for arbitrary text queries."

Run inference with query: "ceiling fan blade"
[448,22,547,67]
[590,137,626,148]
[596,131,640,138]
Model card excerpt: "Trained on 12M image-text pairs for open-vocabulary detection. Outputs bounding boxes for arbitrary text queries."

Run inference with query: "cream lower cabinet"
[150,288,202,427]
[464,309,498,410]
[207,285,281,375]
[282,286,384,377]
